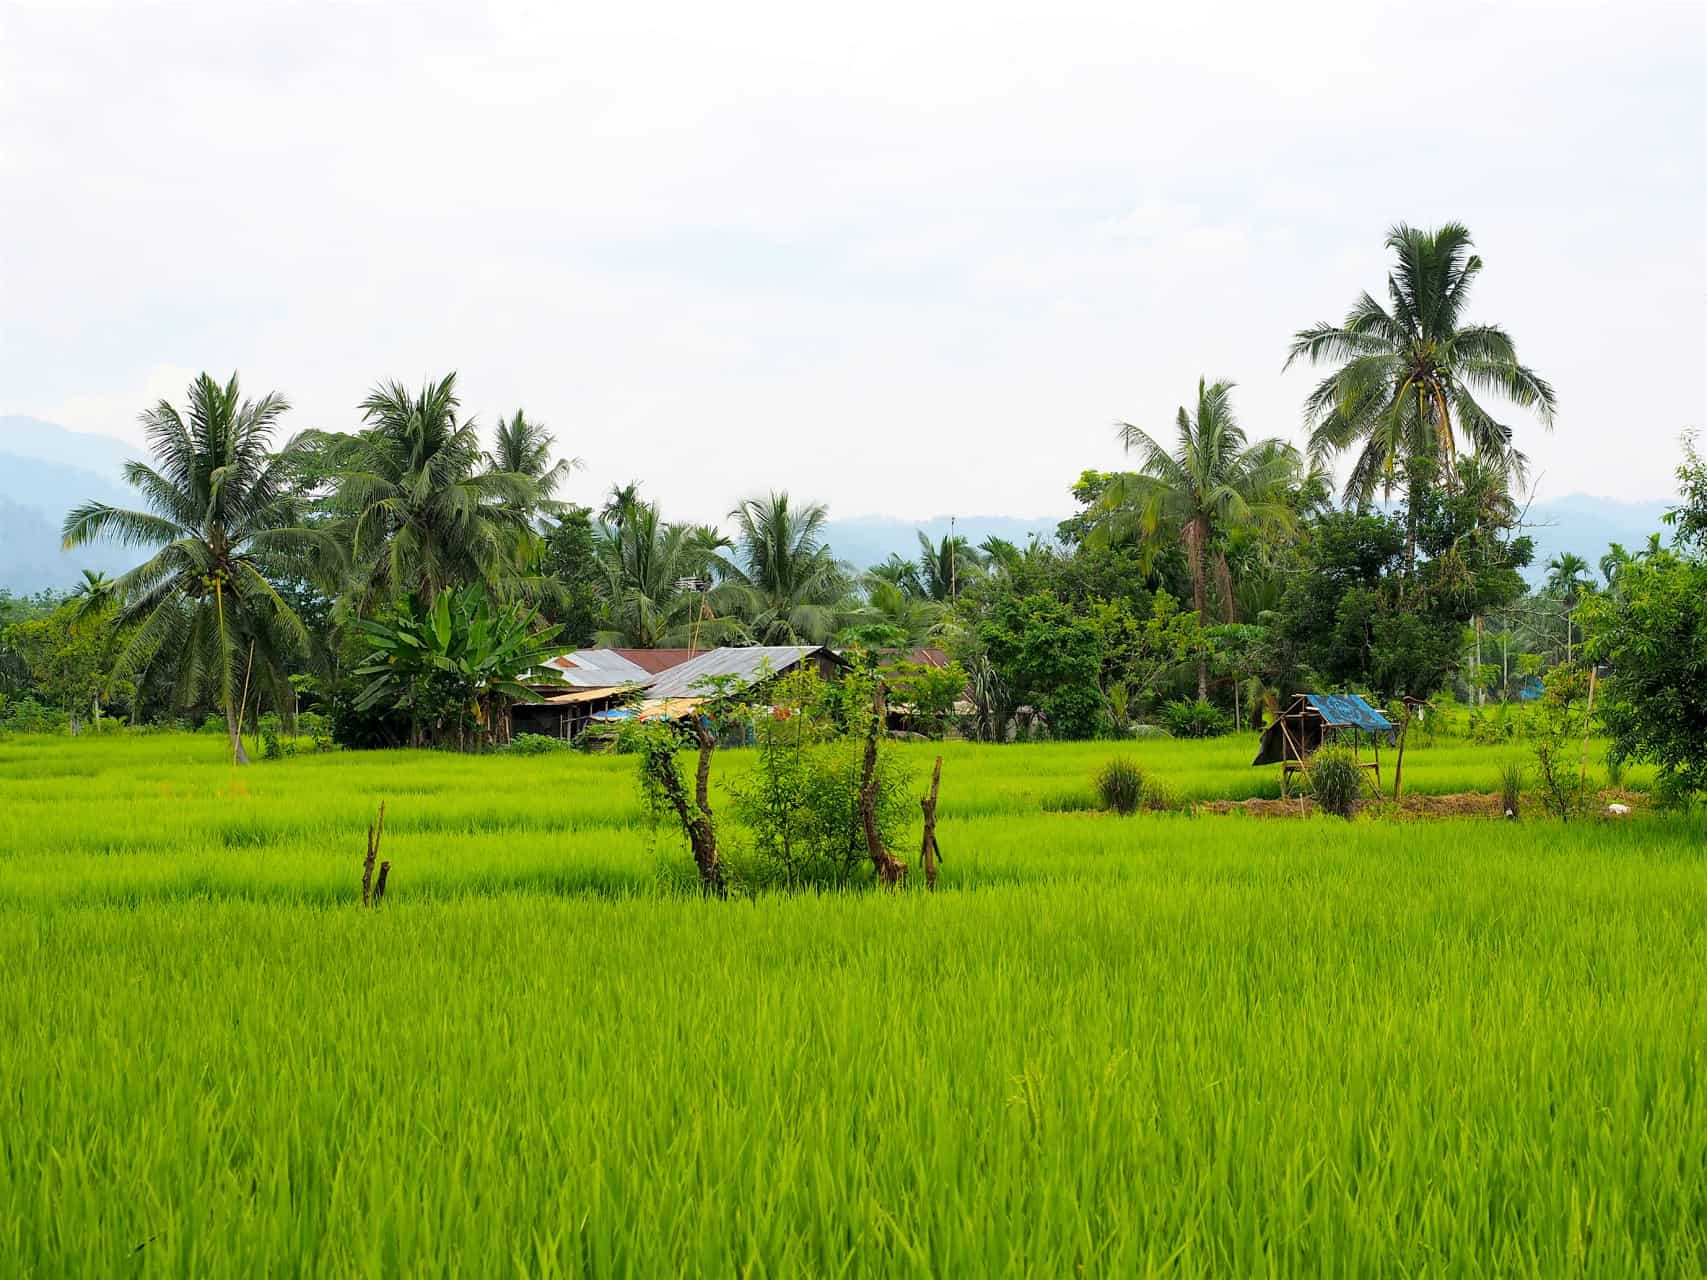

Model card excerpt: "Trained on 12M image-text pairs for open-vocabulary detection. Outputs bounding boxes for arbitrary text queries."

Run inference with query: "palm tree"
[916,532,986,602]
[1546,551,1593,661]
[487,410,580,515]
[1092,378,1299,698]
[318,374,544,603]
[841,577,944,649]
[594,499,729,648]
[713,492,849,644]
[1287,222,1556,562]
[61,373,326,763]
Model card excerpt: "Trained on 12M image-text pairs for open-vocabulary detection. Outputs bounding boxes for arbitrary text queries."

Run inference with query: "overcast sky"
[3,0,1702,523]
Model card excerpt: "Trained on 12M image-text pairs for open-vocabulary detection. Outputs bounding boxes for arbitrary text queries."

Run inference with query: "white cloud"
[1,0,1701,523]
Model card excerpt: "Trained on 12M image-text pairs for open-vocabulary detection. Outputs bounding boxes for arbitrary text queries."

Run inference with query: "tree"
[1092,378,1298,697]
[977,593,1104,740]
[3,600,132,731]
[487,410,579,516]
[537,505,603,647]
[1545,551,1593,661]
[714,492,848,644]
[1580,442,1707,802]
[316,374,544,603]
[61,372,326,763]
[839,577,943,650]
[594,498,727,648]
[1287,222,1556,566]
[915,531,985,602]
[348,585,563,749]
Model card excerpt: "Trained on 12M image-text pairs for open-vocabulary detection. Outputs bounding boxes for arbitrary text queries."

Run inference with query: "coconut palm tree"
[916,532,986,602]
[1286,222,1556,534]
[317,374,545,603]
[487,410,580,515]
[593,499,730,648]
[1546,551,1594,662]
[713,492,849,645]
[1092,378,1299,698]
[61,373,328,763]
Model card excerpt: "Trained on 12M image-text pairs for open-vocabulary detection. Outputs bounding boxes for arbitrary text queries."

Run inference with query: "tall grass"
[1,733,1702,1274]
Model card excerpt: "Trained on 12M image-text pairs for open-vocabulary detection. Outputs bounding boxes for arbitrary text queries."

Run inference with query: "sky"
[2,0,1702,524]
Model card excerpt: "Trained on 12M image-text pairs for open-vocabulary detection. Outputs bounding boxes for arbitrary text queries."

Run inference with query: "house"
[510,645,842,740]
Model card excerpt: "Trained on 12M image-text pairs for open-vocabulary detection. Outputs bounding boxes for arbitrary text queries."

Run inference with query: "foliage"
[2,601,133,730]
[713,492,848,644]
[1093,592,1210,713]
[310,373,543,603]
[977,593,1104,740]
[1528,664,1593,821]
[1090,378,1299,696]
[536,505,603,647]
[1308,745,1364,819]
[1159,698,1232,740]
[348,585,563,749]
[593,493,728,648]
[727,668,914,889]
[60,372,329,761]
[881,656,966,736]
[1287,222,1555,510]
[1580,542,1707,802]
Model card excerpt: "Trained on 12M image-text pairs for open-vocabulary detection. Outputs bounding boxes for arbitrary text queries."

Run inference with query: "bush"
[502,732,571,755]
[1096,758,1144,815]
[1309,745,1363,819]
[1159,698,1232,739]
[1497,761,1524,818]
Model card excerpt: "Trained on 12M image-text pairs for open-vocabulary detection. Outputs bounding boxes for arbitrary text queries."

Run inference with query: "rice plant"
[1308,744,1363,819]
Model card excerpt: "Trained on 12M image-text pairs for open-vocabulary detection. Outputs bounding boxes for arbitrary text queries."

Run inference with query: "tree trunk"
[1186,517,1210,701]
[859,685,907,886]
[689,721,725,894]
[919,755,943,890]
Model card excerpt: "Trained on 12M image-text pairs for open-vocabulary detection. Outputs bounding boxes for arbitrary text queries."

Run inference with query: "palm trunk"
[1186,518,1210,701]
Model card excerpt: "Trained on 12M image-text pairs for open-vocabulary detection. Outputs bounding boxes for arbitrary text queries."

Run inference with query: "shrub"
[1309,745,1363,819]
[503,733,571,755]
[1096,758,1144,815]
[1130,723,1172,740]
[1160,698,1232,739]
[1497,761,1524,818]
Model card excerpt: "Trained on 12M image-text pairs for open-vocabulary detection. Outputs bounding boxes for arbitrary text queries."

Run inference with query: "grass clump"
[1096,757,1146,814]
[1309,745,1363,819]
[1497,761,1524,818]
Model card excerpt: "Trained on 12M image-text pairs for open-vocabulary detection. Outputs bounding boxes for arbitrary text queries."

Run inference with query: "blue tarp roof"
[1302,693,1394,732]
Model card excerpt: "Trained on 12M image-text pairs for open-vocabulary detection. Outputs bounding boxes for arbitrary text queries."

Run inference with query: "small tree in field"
[1529,663,1593,821]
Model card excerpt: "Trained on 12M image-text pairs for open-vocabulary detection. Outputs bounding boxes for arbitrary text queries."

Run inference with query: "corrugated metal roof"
[643,646,828,700]
[608,648,700,674]
[537,649,653,689]
[1303,693,1395,732]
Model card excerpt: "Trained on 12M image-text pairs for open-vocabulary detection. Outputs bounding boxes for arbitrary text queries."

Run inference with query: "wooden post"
[373,861,391,905]
[361,801,385,907]
[919,755,943,890]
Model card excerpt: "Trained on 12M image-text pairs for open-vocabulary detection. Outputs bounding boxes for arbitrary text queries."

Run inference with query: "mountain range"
[0,415,1678,595]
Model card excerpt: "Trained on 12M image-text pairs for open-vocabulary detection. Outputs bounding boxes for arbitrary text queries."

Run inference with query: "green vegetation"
[3,732,1703,1275]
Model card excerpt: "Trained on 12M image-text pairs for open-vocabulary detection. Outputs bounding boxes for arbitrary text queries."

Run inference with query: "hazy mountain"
[0,416,1683,594]
[0,419,140,593]
[823,515,1064,570]
[1519,495,1675,583]
[0,415,137,483]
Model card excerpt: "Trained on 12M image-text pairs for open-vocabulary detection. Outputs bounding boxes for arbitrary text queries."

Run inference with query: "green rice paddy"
[2,732,1703,1275]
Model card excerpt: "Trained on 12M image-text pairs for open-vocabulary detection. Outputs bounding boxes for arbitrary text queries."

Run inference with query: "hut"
[1252,693,1396,797]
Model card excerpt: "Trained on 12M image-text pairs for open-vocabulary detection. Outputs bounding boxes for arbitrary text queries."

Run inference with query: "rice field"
[3,731,1703,1275]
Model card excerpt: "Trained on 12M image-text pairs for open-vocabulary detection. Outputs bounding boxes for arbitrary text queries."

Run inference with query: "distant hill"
[0,418,140,594]
[822,515,1065,570]
[1519,495,1675,583]
[0,416,1682,594]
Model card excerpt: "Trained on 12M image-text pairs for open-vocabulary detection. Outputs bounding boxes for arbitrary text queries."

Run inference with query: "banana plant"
[352,585,563,749]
